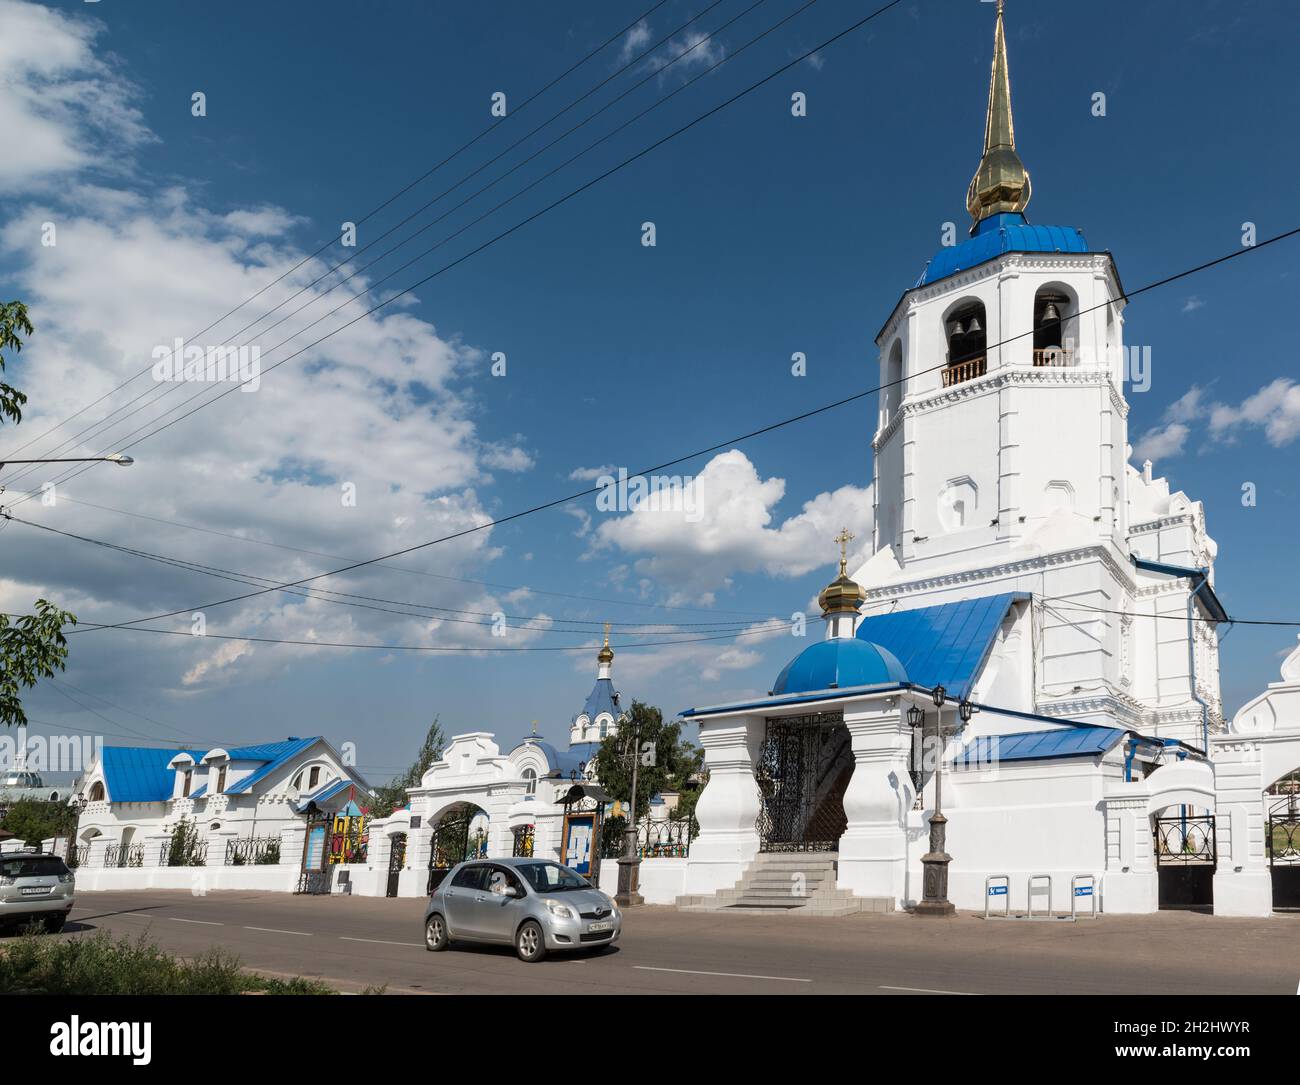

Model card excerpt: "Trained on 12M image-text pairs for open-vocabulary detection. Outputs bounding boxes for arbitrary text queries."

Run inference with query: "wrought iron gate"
[754,713,852,852]
[426,807,475,894]
[1267,795,1300,911]
[386,833,407,898]
[1152,813,1216,911]
[511,823,535,858]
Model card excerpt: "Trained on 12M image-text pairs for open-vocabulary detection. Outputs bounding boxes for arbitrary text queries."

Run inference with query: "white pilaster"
[837,703,909,905]
[682,715,763,895]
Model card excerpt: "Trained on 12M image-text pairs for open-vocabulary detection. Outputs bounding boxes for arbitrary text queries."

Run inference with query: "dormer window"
[88,781,105,802]
[943,301,987,387]
[309,766,320,790]
[182,769,193,798]
[522,767,537,795]
[215,766,227,794]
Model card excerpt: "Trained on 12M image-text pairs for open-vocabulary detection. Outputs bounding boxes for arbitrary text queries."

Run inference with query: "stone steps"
[676,851,893,916]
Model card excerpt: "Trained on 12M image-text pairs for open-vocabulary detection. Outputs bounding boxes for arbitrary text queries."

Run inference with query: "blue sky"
[1,0,1297,783]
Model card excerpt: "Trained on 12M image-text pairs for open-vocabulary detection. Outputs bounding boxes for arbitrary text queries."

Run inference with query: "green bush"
[0,930,336,995]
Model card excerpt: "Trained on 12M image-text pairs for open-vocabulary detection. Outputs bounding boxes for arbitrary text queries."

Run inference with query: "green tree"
[0,303,76,728]
[366,717,445,818]
[0,301,32,425]
[591,701,704,827]
[0,797,78,847]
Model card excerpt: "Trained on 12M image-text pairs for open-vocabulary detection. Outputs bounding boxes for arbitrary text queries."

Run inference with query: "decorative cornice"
[873,365,1127,451]
[863,542,1137,600]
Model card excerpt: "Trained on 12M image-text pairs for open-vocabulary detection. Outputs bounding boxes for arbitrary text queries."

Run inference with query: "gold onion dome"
[597,624,614,664]
[966,0,1031,230]
[819,529,867,615]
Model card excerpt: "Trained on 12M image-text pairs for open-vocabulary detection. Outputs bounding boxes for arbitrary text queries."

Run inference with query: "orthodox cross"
[835,527,855,575]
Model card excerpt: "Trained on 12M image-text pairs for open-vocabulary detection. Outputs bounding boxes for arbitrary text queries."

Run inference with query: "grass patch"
[0,929,337,995]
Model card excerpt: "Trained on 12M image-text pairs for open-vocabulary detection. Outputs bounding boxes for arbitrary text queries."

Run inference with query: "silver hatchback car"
[0,852,75,933]
[424,857,621,962]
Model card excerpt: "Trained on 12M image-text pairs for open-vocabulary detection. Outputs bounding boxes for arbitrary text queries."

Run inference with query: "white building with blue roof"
[70,735,369,887]
[674,1,1286,918]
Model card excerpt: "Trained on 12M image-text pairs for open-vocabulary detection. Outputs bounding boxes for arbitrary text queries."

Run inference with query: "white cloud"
[618,20,653,63]
[1133,421,1190,463]
[0,0,541,691]
[1181,296,1205,313]
[568,464,615,481]
[590,450,873,599]
[1209,378,1300,447]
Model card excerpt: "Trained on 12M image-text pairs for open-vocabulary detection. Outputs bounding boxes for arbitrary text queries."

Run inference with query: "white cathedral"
[674,1,1300,918]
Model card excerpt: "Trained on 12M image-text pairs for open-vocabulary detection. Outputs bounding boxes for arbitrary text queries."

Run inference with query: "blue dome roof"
[772,638,908,696]
[918,213,1091,287]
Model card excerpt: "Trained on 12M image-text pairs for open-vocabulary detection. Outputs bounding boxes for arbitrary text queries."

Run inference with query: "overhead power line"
[0,0,742,484]
[0,0,674,465]
[44,224,1298,637]
[6,0,901,502]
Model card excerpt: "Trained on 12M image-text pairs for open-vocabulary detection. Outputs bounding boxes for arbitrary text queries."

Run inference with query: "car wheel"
[515,920,546,963]
[424,913,449,952]
[42,914,66,934]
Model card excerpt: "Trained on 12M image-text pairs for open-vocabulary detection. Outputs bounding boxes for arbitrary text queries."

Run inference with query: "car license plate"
[21,886,50,895]
[588,919,613,932]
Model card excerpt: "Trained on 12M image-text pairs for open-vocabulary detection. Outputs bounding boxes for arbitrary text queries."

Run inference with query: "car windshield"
[0,856,68,878]
[515,861,590,892]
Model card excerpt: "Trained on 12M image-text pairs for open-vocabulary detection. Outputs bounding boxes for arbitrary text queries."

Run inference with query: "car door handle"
[474,895,487,903]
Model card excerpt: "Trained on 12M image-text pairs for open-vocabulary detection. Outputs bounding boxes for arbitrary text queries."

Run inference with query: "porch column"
[1211,737,1272,917]
[682,715,763,896]
[1099,792,1157,913]
[837,703,909,905]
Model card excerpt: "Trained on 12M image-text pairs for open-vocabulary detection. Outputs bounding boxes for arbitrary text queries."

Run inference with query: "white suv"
[0,852,75,933]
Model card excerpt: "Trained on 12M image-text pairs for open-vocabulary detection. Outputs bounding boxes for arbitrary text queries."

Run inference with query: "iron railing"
[1268,795,1300,867]
[599,817,693,859]
[159,839,208,867]
[104,842,145,868]
[67,844,89,869]
[225,836,281,866]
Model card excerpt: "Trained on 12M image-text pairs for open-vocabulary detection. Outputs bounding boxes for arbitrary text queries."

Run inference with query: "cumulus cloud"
[589,450,873,602]
[1133,421,1190,463]
[0,0,540,693]
[1209,378,1300,447]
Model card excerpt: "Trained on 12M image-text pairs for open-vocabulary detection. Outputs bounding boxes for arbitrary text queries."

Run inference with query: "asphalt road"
[42,890,1300,995]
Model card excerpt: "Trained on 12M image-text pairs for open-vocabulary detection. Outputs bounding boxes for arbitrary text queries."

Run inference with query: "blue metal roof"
[293,776,358,812]
[855,593,1026,701]
[957,726,1129,765]
[772,638,908,696]
[918,213,1091,287]
[191,737,322,798]
[513,739,599,779]
[101,747,206,803]
[1131,557,1229,624]
[577,677,622,722]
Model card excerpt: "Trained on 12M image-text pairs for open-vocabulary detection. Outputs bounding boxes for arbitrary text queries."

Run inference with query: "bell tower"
[864,0,1128,582]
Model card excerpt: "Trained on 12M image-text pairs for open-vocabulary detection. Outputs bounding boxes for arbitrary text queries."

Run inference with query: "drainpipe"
[1187,577,1213,752]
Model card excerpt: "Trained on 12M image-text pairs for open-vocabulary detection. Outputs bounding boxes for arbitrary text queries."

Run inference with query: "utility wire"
[8,0,900,504]
[0,0,673,465]
[0,0,738,483]
[3,512,790,632]
[49,223,1299,636]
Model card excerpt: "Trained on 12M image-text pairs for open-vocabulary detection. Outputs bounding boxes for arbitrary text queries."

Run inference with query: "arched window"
[88,781,105,802]
[881,339,903,425]
[182,769,193,798]
[599,718,609,739]
[1033,287,1076,366]
[943,301,987,387]
[215,766,227,794]
[522,767,537,795]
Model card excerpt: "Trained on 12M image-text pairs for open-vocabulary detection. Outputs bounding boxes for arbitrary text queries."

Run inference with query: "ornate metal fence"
[511,824,535,858]
[599,817,693,859]
[1268,794,1300,910]
[67,844,89,869]
[755,713,851,852]
[225,836,282,866]
[159,839,208,867]
[104,843,145,868]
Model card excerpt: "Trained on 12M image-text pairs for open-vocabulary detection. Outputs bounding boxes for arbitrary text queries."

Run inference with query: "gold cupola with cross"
[819,528,867,639]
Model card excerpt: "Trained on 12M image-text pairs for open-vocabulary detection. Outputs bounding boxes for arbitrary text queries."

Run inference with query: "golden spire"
[597,621,614,665]
[819,528,866,616]
[966,0,1031,230]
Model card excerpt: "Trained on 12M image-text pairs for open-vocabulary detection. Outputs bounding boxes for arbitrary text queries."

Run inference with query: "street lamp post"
[0,454,134,470]
[914,684,964,917]
[615,716,644,907]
